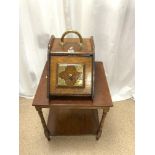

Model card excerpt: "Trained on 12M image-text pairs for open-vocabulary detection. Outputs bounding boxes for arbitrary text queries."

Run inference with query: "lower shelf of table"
[47,109,99,136]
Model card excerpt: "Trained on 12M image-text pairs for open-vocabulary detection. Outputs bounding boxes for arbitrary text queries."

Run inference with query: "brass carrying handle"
[60,30,83,49]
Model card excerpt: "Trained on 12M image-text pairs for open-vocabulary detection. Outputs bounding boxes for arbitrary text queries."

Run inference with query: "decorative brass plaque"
[57,64,84,87]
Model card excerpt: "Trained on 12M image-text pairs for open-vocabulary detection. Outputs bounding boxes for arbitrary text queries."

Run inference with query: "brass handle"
[60,30,83,49]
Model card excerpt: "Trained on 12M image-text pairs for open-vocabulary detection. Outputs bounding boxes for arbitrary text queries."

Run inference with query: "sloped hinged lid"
[48,30,95,55]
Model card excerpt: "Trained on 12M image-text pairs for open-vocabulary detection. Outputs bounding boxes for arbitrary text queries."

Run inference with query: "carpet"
[19,98,134,155]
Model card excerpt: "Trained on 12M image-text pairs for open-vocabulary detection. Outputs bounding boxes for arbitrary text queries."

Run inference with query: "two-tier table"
[32,61,113,140]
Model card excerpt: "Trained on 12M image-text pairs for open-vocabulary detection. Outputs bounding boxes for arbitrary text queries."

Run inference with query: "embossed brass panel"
[49,56,92,96]
[57,64,84,87]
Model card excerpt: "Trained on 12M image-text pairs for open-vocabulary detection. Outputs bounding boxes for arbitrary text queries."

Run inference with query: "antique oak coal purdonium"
[47,30,95,98]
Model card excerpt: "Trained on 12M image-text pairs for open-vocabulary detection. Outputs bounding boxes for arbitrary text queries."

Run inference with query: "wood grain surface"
[50,56,92,96]
[51,38,93,52]
[32,61,113,108]
[47,109,99,136]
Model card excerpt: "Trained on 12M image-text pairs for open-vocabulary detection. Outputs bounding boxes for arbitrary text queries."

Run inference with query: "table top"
[32,61,113,108]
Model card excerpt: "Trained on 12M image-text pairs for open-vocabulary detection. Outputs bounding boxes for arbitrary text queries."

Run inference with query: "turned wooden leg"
[96,107,109,140]
[35,107,51,141]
